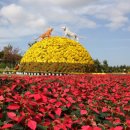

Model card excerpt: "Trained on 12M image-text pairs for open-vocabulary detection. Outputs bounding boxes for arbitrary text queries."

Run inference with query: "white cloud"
[75,18,97,29]
[106,16,128,30]
[0,3,47,38]
[0,0,130,40]
[1,4,26,24]
[0,0,99,39]
[76,0,130,29]
[20,0,98,8]
[48,0,98,8]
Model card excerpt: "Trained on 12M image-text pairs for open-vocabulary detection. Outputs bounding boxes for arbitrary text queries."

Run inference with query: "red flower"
[81,125,93,130]
[7,112,18,121]
[80,110,87,115]
[0,74,130,129]
[33,94,41,101]
[7,104,20,110]
[102,107,108,112]
[93,127,102,130]
[1,124,13,129]
[27,120,37,130]
[55,108,62,116]
[126,120,130,127]
[41,95,48,102]
[0,95,4,101]
[110,126,123,130]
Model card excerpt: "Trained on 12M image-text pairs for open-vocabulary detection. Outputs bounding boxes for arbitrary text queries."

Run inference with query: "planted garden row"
[0,74,130,130]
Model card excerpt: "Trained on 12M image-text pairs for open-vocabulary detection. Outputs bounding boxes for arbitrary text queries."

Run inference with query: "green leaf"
[103,120,114,127]
[118,115,126,122]
[98,125,106,130]
[1,111,7,122]
[100,112,106,118]
[37,124,48,130]
[71,109,80,118]
[62,107,68,111]
[11,124,24,130]
[128,100,130,105]
[120,106,126,114]
[0,120,3,126]
[122,82,127,87]
[94,112,110,124]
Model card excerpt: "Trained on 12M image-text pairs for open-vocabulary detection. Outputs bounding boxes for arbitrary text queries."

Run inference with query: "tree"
[2,44,22,68]
[102,60,109,72]
[0,51,4,59]
[93,59,102,72]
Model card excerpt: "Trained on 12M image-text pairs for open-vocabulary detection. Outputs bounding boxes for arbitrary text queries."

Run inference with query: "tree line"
[0,44,130,73]
[94,59,130,73]
[0,44,22,69]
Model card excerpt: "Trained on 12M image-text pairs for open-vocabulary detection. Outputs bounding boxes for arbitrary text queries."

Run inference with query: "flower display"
[0,74,130,129]
[20,36,94,73]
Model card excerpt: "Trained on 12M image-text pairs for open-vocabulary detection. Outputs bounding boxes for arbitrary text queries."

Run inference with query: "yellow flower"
[20,36,94,73]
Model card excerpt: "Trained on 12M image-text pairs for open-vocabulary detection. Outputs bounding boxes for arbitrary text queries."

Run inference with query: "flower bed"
[0,74,130,130]
[20,37,94,73]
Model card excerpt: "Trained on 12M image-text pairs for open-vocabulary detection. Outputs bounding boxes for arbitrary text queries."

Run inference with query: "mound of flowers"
[0,74,130,129]
[19,36,94,73]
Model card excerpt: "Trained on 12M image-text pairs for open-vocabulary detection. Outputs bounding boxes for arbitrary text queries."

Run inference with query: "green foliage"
[0,44,22,68]
[19,62,94,73]
[0,51,4,59]
[93,59,130,73]
[0,63,6,68]
[37,125,48,130]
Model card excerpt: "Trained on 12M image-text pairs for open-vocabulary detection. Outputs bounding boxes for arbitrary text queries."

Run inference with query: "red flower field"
[0,74,130,130]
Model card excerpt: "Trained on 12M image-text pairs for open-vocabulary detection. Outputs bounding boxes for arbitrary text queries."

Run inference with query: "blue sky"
[0,0,130,66]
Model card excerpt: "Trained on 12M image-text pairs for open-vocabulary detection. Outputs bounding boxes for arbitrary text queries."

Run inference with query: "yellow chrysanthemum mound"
[20,36,94,73]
